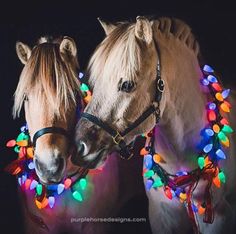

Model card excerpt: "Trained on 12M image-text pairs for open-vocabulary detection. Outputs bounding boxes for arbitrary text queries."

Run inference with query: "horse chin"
[77,148,108,169]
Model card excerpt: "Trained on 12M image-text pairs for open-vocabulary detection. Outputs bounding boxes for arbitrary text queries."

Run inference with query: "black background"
[0,1,235,234]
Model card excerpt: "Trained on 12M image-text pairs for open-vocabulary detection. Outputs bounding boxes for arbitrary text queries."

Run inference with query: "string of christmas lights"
[140,65,233,228]
[5,73,93,209]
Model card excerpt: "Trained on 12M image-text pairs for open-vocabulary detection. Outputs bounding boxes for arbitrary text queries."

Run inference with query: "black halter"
[32,127,69,147]
[81,43,164,159]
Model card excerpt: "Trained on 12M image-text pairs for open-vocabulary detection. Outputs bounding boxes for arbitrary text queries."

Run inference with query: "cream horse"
[14,36,145,234]
[75,17,236,233]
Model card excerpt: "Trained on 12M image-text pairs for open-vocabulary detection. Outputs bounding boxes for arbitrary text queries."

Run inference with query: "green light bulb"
[218,131,227,141]
[16,132,29,142]
[198,157,204,169]
[222,125,233,134]
[144,170,154,178]
[36,184,43,196]
[218,171,226,183]
[152,178,163,188]
[80,83,89,92]
[72,191,83,201]
[79,178,87,190]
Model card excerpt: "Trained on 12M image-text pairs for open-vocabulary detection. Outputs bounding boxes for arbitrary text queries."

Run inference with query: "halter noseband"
[32,127,69,147]
[81,42,164,159]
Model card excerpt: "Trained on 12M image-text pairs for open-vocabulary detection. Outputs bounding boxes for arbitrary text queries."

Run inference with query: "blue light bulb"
[216,149,226,160]
[208,102,216,110]
[204,128,214,137]
[203,144,213,153]
[145,179,153,191]
[48,196,55,208]
[28,161,35,170]
[144,154,153,170]
[30,180,38,190]
[222,89,230,99]
[57,184,65,195]
[207,75,218,83]
[203,65,214,73]
[201,79,209,86]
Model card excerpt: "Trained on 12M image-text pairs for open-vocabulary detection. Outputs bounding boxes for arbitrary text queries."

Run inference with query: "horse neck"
[153,31,207,172]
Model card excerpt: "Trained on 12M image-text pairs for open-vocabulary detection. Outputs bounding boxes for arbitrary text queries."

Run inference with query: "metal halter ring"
[157,79,165,93]
[112,131,124,145]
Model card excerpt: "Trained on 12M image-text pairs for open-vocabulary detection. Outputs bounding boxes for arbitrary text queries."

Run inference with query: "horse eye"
[119,80,135,93]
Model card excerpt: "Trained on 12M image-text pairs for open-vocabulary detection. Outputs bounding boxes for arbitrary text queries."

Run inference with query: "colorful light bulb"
[220,102,230,112]
[198,157,205,169]
[36,184,43,196]
[211,83,222,92]
[144,154,153,169]
[145,179,154,190]
[57,184,65,195]
[72,191,83,201]
[207,110,216,121]
[218,131,227,141]
[203,65,214,73]
[25,179,31,190]
[144,170,154,178]
[216,149,226,160]
[222,89,230,99]
[79,178,87,190]
[152,177,163,188]
[222,125,233,134]
[207,75,218,83]
[48,196,55,208]
[153,154,162,163]
[215,93,224,101]
[218,171,226,183]
[201,79,209,86]
[204,128,214,137]
[164,187,173,200]
[140,147,149,156]
[64,178,72,189]
[213,176,221,188]
[208,102,216,110]
[79,72,84,79]
[30,180,38,190]
[28,161,35,170]
[203,144,213,153]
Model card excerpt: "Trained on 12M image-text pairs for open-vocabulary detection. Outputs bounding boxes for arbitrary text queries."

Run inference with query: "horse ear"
[59,36,77,59]
[16,42,32,64]
[135,16,153,44]
[97,17,116,35]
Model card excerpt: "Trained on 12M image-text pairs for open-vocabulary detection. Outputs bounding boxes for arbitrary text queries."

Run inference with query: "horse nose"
[71,140,90,164]
[34,157,65,183]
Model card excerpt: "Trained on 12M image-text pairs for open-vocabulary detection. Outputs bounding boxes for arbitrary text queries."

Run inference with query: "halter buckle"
[112,131,124,145]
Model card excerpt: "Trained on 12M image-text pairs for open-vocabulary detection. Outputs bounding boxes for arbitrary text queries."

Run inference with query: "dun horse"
[13,36,145,234]
[75,17,236,233]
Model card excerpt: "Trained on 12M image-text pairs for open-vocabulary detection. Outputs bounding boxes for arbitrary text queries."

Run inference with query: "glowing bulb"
[72,191,83,201]
[30,180,38,190]
[18,177,22,186]
[218,171,226,183]
[17,140,28,147]
[220,103,230,112]
[192,204,198,213]
[179,193,187,200]
[222,125,233,134]
[64,178,72,189]
[152,177,163,188]
[207,110,216,121]
[80,83,89,92]
[144,154,153,169]
[16,132,29,142]
[79,178,87,190]
[36,184,43,196]
[48,196,55,208]
[79,72,84,79]
[14,146,20,153]
[203,144,213,153]
[25,179,31,190]
[6,139,16,147]
[207,75,218,83]
[144,170,154,178]
[164,187,173,200]
[220,118,229,125]
[213,176,221,188]
[221,138,229,147]
[57,184,65,195]
[153,154,162,163]
[198,204,206,215]
[203,65,214,73]
[218,131,227,141]
[145,179,154,190]
[222,89,230,99]
[201,79,209,86]
[140,147,149,156]
[28,161,35,170]
[208,102,216,110]
[26,147,34,158]
[213,124,220,133]
[211,83,222,92]
[215,93,223,101]
[216,149,226,160]
[198,157,205,169]
[204,128,214,137]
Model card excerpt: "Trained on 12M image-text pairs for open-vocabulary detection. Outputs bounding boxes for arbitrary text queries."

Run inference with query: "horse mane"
[152,17,200,56]
[88,17,200,86]
[88,23,142,85]
[13,36,80,119]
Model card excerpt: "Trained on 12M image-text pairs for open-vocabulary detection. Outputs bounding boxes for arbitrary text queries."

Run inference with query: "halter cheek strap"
[32,127,69,147]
